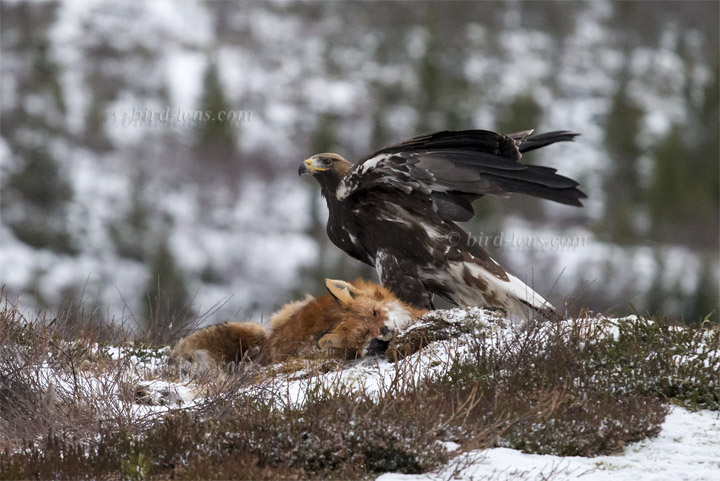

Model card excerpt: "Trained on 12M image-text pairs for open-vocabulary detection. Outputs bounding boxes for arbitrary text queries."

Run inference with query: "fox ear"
[325,279,361,305]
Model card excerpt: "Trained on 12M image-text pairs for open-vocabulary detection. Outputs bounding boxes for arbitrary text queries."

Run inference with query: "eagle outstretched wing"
[300,128,585,318]
[337,130,585,221]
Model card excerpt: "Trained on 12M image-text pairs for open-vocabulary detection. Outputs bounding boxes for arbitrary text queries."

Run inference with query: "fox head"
[320,279,427,353]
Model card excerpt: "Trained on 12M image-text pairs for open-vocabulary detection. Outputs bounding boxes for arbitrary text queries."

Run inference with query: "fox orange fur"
[172,279,427,368]
[173,322,271,366]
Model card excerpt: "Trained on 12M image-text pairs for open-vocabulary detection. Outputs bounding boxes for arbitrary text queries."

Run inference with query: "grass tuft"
[0,295,717,479]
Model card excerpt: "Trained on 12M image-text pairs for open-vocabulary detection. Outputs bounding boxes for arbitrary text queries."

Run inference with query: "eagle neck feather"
[316,175,343,202]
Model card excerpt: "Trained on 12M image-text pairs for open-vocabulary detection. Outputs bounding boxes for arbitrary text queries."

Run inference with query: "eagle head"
[299,153,352,177]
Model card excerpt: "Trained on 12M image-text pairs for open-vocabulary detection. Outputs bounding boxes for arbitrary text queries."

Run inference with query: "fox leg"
[317,327,368,359]
[318,317,415,358]
[318,326,400,359]
[316,332,346,351]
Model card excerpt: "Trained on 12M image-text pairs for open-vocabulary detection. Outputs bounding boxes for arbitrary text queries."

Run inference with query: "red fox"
[172,279,427,368]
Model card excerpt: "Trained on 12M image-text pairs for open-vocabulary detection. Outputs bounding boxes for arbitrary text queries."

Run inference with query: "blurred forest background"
[1,0,718,333]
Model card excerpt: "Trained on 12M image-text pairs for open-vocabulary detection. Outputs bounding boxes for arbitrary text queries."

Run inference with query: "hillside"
[1,0,718,328]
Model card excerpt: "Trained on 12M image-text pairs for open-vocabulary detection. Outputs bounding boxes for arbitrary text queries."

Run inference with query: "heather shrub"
[1,295,717,479]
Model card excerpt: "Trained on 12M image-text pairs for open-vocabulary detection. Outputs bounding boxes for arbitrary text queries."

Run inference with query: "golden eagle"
[299,129,585,317]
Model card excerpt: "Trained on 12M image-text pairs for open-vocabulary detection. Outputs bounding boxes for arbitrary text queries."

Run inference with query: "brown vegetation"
[0,293,718,480]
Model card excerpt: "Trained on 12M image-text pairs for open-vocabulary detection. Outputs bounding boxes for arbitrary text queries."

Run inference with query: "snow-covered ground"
[156,310,720,481]
[8,305,718,479]
[379,407,720,481]
[2,0,716,328]
[156,354,720,481]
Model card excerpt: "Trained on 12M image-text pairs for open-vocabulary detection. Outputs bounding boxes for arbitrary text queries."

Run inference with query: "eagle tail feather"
[483,172,586,206]
[518,130,579,154]
[453,261,554,319]
[503,272,555,318]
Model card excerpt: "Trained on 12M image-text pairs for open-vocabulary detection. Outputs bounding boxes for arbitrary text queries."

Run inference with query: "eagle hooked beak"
[298,161,309,176]
[298,156,326,176]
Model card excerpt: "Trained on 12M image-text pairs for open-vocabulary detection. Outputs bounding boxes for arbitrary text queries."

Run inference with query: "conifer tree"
[193,60,241,187]
[648,125,689,239]
[1,2,75,253]
[109,176,151,261]
[602,67,645,243]
[141,236,194,344]
[496,94,541,139]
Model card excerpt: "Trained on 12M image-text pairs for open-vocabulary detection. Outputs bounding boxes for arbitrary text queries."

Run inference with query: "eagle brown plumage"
[299,129,585,318]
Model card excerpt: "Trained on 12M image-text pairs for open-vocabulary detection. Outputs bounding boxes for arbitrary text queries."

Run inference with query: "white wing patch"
[336,182,352,201]
[375,250,387,282]
[358,153,391,174]
[337,153,392,200]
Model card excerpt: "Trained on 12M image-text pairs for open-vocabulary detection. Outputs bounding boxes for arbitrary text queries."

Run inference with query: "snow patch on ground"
[13,307,718,479]
[379,407,720,481]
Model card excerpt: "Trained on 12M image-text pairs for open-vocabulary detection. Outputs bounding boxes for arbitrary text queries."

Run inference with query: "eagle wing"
[337,130,585,221]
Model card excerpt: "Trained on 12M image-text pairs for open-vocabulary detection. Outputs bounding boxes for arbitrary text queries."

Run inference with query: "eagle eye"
[321,157,332,166]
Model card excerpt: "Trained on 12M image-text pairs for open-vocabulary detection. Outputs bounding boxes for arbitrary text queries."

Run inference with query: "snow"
[247,336,476,410]
[149,311,720,479]
[9,306,718,477]
[378,407,720,481]
[135,379,199,407]
[1,1,716,476]
[486,216,715,315]
[1,0,717,337]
